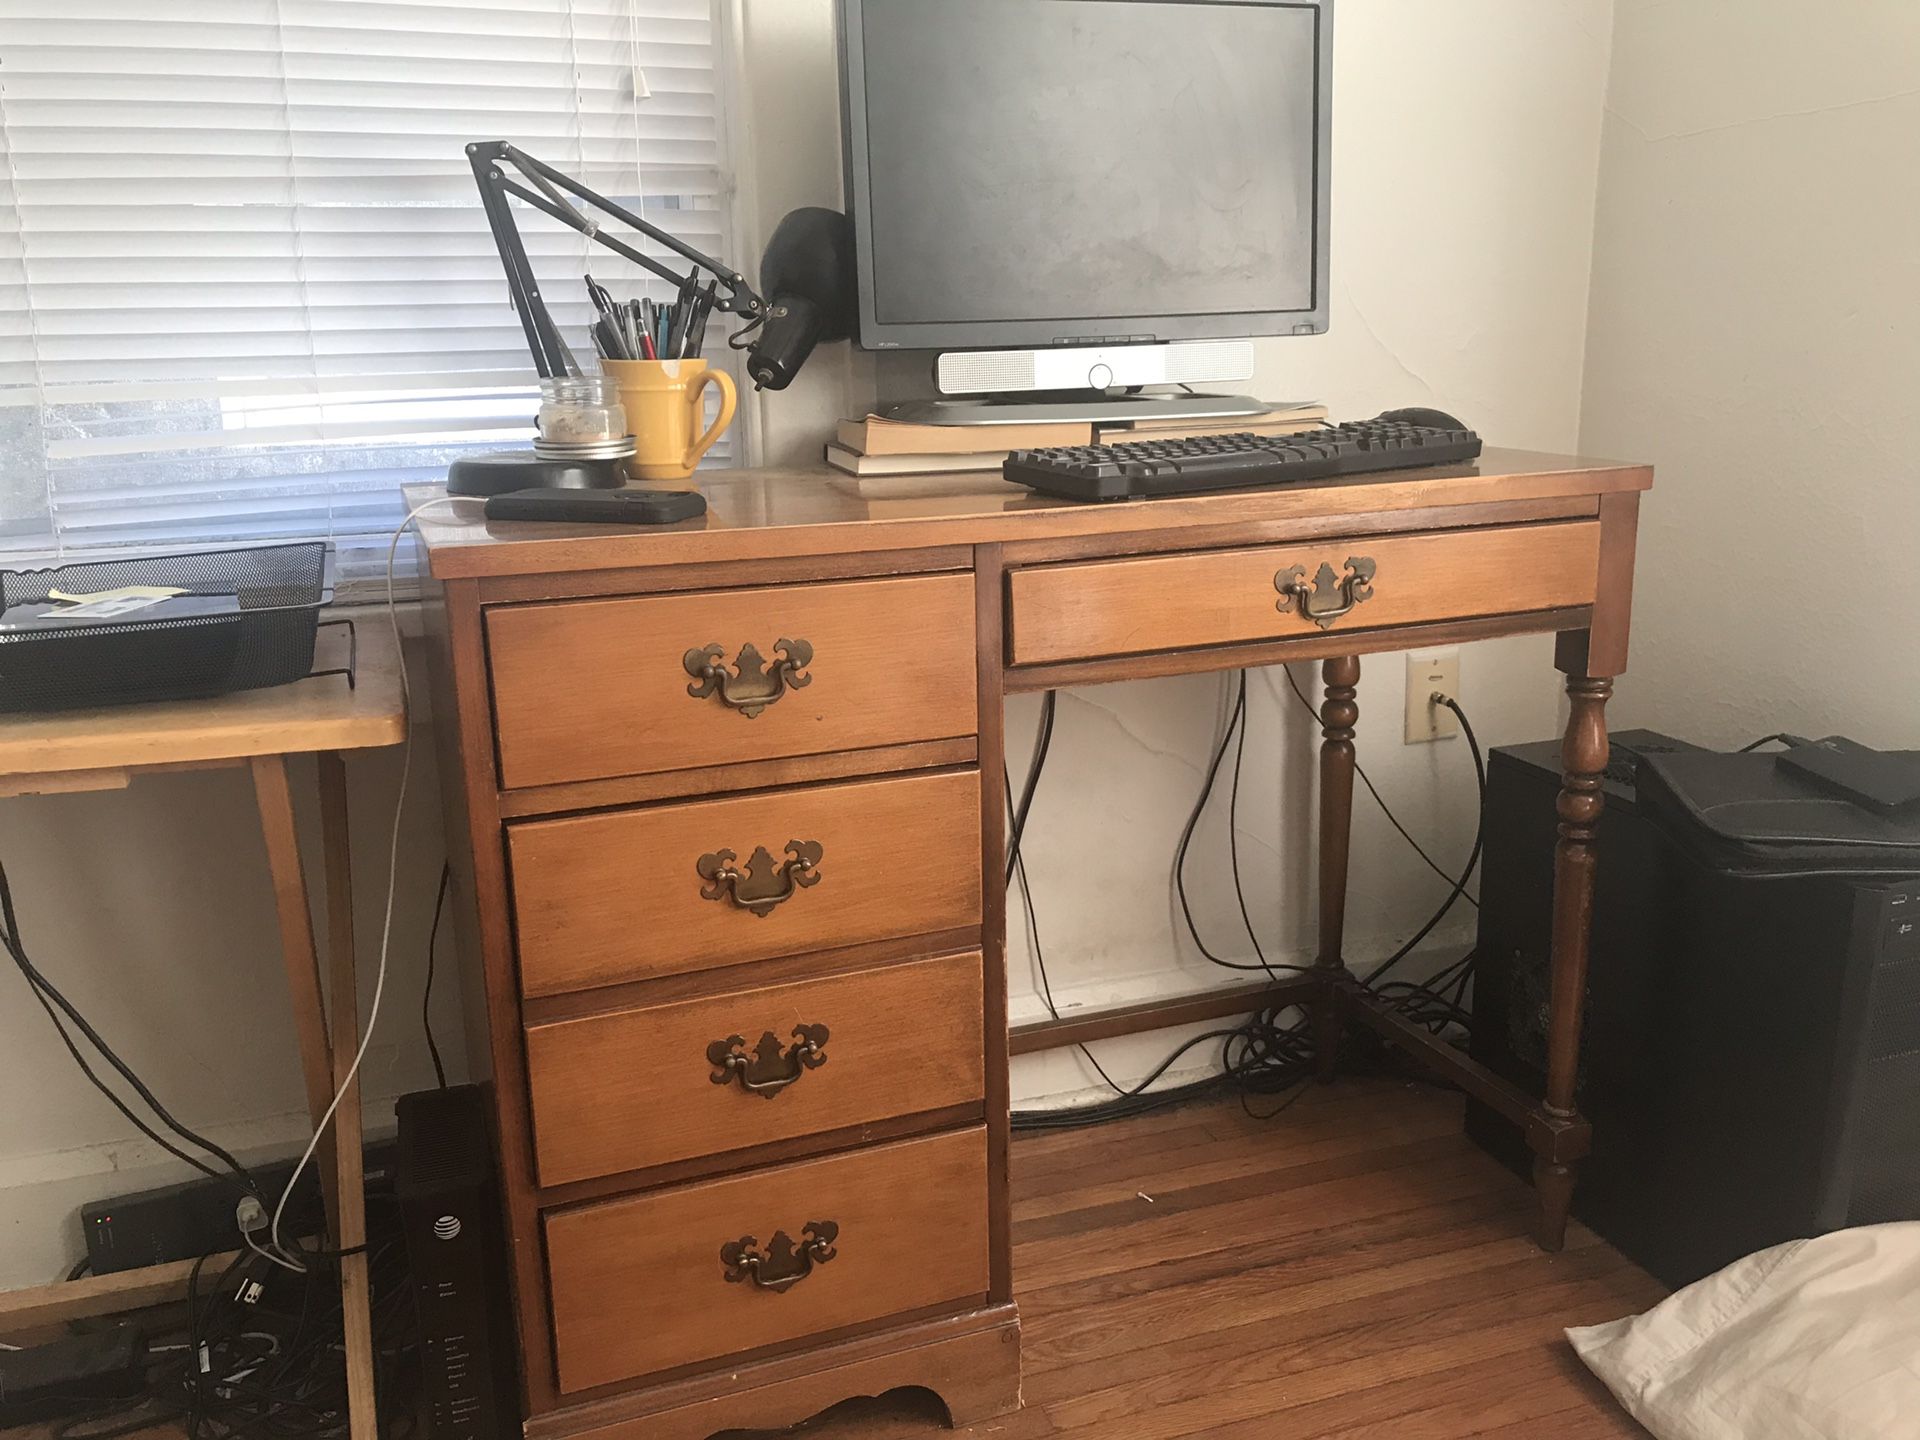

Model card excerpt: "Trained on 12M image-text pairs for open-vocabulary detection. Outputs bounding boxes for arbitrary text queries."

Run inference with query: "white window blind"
[0,0,738,589]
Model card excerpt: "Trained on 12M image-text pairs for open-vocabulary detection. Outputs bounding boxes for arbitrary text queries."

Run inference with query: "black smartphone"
[483,487,707,526]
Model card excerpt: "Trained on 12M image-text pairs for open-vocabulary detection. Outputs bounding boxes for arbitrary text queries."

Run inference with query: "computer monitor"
[838,0,1332,413]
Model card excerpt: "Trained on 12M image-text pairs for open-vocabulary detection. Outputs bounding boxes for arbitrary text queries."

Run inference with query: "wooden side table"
[0,623,405,1440]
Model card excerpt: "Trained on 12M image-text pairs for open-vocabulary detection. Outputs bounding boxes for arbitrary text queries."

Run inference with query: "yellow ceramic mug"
[603,358,738,482]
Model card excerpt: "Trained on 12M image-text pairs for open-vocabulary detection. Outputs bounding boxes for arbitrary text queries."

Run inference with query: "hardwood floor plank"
[1034,1252,1645,1430]
[1012,1092,1461,1225]
[1015,1144,1515,1291]
[1021,1228,1620,1390]
[3,1082,1658,1440]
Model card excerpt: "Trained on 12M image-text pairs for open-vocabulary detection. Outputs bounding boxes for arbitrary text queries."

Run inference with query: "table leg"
[1532,669,1613,1251]
[316,751,379,1440]
[251,752,379,1440]
[252,755,342,1234]
[1312,656,1361,1080]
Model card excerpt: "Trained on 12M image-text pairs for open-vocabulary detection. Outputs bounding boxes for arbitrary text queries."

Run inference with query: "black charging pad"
[447,450,627,497]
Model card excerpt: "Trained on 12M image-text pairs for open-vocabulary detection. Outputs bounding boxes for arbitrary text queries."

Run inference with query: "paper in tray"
[0,592,242,635]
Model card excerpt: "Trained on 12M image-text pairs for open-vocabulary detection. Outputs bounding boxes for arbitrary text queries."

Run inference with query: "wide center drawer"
[487,572,978,790]
[508,769,983,996]
[524,951,986,1187]
[1006,520,1602,665]
[545,1127,990,1393]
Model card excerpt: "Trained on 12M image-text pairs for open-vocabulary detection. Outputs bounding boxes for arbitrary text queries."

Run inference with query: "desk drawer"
[487,573,978,790]
[545,1127,989,1393]
[525,951,986,1187]
[1006,521,1601,665]
[509,769,982,996]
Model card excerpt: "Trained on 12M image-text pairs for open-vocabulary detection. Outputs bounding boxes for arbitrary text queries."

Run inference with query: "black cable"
[1738,732,1803,753]
[1004,769,1128,1098]
[1005,690,1056,884]
[1174,673,1309,974]
[1225,672,1281,977]
[1279,666,1477,905]
[423,863,451,1089]
[0,858,260,1191]
[1011,675,1490,1132]
[1006,688,1309,1111]
[1363,693,1487,989]
[134,1195,420,1440]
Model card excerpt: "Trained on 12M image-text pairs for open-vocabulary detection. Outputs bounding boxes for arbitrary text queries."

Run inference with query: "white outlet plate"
[1404,651,1462,743]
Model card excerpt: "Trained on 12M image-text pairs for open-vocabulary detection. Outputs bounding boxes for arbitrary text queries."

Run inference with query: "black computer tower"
[1468,731,1920,1288]
[395,1085,519,1440]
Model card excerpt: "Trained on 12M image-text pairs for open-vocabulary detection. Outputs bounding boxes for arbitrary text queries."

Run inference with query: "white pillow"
[1569,1223,1920,1440]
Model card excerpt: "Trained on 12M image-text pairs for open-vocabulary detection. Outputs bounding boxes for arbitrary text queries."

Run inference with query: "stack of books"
[824,403,1331,494]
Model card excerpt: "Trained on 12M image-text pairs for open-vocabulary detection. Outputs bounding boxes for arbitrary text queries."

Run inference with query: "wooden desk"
[0,625,405,1440]
[411,448,1650,1440]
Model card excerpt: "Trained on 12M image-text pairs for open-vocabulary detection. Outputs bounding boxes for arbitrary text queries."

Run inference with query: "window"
[0,0,738,590]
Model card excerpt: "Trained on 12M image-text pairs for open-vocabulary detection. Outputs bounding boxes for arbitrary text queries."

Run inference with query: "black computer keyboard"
[1003,416,1484,501]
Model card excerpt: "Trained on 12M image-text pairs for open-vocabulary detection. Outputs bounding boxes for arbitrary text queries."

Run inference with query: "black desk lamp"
[465,141,766,380]
[450,141,853,496]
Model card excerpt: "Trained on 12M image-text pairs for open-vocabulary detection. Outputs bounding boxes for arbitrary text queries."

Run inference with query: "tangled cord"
[52,1198,418,1440]
[1011,670,1488,1130]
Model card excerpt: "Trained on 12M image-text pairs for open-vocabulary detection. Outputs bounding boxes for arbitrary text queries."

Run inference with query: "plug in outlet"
[1404,651,1461,743]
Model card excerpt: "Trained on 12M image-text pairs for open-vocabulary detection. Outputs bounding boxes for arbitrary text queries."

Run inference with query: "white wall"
[1581,1,1920,745]
[0,0,1619,1289]
[726,0,1617,1103]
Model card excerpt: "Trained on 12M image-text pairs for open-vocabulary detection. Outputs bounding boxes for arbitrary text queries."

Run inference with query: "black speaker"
[1468,731,1920,1287]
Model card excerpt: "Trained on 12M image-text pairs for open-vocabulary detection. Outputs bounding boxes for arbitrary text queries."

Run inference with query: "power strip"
[81,1137,397,1275]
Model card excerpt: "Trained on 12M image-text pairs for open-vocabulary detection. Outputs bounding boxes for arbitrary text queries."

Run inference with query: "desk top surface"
[410,448,1652,580]
[0,622,405,778]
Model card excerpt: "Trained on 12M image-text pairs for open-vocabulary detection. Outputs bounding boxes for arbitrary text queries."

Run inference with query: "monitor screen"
[840,0,1330,350]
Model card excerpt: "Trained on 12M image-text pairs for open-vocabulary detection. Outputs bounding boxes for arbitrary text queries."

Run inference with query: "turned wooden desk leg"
[1534,672,1613,1251]
[1313,656,1361,1080]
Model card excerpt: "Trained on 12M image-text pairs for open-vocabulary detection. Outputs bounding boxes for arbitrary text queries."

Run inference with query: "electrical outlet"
[1404,651,1461,743]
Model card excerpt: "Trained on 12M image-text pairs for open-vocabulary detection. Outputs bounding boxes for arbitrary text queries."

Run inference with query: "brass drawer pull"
[721,1221,839,1293]
[696,840,823,917]
[708,1024,830,1097]
[683,638,813,718]
[1275,556,1377,630]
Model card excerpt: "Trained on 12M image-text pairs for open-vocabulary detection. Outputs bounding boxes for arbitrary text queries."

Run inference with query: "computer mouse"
[1377,406,1469,431]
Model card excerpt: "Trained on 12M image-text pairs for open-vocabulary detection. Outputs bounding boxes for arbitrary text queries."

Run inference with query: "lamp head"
[746,208,855,390]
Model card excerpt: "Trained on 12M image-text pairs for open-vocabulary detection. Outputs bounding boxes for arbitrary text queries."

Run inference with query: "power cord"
[1004,694,1129,1097]
[1012,674,1491,1129]
[0,859,265,1195]
[263,494,482,1271]
[1360,691,1485,989]
[1739,732,1810,753]
[1005,691,1056,884]
[1279,665,1478,905]
[423,862,451,1090]
[1173,671,1311,977]
[2,500,471,1287]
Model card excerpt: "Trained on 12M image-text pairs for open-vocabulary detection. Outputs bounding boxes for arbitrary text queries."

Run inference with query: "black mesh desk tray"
[0,542,335,714]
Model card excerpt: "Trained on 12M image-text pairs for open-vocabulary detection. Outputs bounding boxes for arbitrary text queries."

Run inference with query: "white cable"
[266,495,482,1269]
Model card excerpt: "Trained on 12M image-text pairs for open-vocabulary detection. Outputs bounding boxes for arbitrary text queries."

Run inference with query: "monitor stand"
[875,391,1270,427]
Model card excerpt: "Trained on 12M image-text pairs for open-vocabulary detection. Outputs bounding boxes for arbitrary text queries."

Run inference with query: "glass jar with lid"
[537,375,629,447]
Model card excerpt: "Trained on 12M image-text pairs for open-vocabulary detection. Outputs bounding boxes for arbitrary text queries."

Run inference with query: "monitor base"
[875,392,1270,427]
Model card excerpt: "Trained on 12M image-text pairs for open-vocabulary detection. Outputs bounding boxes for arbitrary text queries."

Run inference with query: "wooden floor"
[5,1078,1657,1440]
[734,1077,1659,1439]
